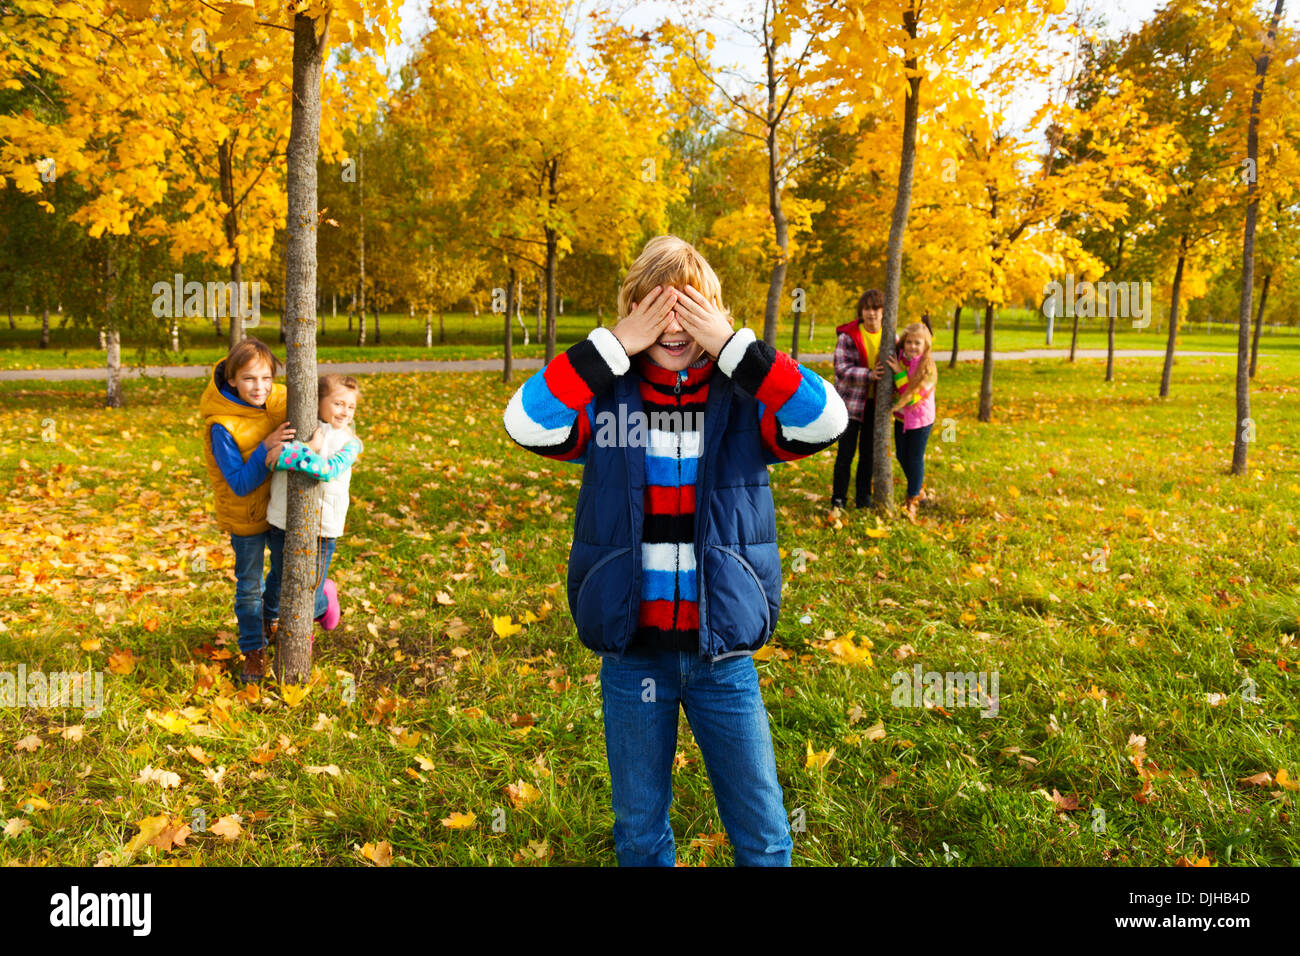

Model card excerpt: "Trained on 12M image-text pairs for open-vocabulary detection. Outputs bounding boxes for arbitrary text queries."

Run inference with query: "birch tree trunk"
[503,266,516,384]
[871,6,921,513]
[1233,0,1283,475]
[278,9,329,684]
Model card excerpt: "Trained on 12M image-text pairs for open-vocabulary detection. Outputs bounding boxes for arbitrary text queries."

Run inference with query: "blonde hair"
[617,235,732,323]
[319,373,360,404]
[893,322,938,411]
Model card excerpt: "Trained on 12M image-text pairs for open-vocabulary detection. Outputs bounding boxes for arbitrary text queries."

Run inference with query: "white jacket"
[267,420,358,538]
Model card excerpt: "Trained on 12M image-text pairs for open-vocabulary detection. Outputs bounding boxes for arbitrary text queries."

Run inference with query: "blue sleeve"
[274,439,361,481]
[210,424,271,497]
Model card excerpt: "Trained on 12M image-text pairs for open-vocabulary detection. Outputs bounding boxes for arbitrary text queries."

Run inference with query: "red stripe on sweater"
[638,599,700,630]
[646,484,695,514]
[544,352,593,409]
[760,408,799,461]
[754,349,803,409]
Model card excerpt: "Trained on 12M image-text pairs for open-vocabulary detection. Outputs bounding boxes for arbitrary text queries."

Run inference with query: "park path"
[0,348,1239,382]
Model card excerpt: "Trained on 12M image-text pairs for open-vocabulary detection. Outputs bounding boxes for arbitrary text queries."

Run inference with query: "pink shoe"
[316,578,341,631]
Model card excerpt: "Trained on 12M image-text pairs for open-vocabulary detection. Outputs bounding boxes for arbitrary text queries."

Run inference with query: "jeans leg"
[855,414,874,505]
[263,525,284,623]
[229,532,267,654]
[600,650,681,866]
[906,424,931,497]
[313,537,337,619]
[683,654,792,866]
[831,418,859,501]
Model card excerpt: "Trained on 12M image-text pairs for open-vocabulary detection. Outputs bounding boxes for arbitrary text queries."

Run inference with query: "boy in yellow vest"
[199,338,294,682]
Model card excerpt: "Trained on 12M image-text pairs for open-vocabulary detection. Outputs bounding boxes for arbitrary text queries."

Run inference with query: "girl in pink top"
[885,322,937,519]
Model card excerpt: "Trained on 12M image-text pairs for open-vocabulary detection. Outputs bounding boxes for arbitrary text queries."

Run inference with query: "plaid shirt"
[834,329,875,422]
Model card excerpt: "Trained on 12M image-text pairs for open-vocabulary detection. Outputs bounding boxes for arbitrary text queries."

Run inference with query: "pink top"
[893,354,936,431]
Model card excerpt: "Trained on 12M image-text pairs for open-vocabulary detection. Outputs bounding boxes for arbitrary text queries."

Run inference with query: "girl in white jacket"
[261,374,363,646]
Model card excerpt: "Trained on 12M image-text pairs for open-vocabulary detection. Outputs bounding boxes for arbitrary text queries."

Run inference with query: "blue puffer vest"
[566,368,783,660]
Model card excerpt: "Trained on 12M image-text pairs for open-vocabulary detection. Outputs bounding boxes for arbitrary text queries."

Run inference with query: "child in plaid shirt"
[831,289,886,510]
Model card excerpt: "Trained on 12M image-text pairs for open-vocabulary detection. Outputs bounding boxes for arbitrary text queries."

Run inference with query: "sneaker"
[315,578,341,631]
[263,618,280,647]
[830,497,846,512]
[240,646,268,684]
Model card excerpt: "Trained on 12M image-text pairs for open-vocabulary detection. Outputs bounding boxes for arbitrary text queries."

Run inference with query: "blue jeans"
[264,525,336,626]
[599,649,793,866]
[894,420,932,498]
[229,531,270,654]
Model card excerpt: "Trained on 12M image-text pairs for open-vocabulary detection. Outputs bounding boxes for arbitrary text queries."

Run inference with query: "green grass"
[0,347,1296,865]
[1,306,1296,371]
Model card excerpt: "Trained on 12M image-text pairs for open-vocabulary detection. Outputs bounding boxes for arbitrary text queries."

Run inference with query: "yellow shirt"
[861,329,882,367]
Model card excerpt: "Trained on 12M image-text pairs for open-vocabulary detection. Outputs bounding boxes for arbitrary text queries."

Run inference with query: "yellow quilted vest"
[200,360,287,535]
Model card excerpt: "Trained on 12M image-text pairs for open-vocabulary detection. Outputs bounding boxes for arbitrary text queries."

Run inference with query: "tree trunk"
[229,258,245,349]
[978,303,995,422]
[6,298,12,330]
[1160,234,1189,398]
[105,328,122,407]
[871,11,921,513]
[373,306,380,344]
[39,302,50,349]
[330,290,335,335]
[1249,271,1270,378]
[219,138,245,349]
[503,266,516,384]
[356,145,367,347]
[761,40,788,348]
[278,9,329,685]
[543,159,559,361]
[949,305,961,369]
[1068,311,1079,363]
[104,240,122,408]
[1233,0,1281,475]
[348,292,354,331]
[425,309,433,348]
[790,299,801,361]
[1105,233,1123,383]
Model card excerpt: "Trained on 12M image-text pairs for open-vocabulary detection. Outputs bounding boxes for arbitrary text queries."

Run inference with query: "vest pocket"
[570,546,633,653]
[706,545,773,649]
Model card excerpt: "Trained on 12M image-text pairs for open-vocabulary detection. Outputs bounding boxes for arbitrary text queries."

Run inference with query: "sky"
[379,0,1289,135]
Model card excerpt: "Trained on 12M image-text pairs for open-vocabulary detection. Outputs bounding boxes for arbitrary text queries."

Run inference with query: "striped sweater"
[504,325,847,651]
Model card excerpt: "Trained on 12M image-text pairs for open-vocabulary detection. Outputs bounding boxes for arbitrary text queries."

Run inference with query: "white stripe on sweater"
[646,428,702,459]
[503,386,573,448]
[642,542,696,573]
[779,375,849,444]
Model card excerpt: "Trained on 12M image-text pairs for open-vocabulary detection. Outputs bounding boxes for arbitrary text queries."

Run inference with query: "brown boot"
[904,495,921,522]
[240,646,267,684]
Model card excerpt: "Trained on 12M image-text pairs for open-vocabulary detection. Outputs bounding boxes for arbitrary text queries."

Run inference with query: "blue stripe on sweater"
[520,371,578,430]
[776,366,834,427]
[642,567,698,602]
[645,453,697,487]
